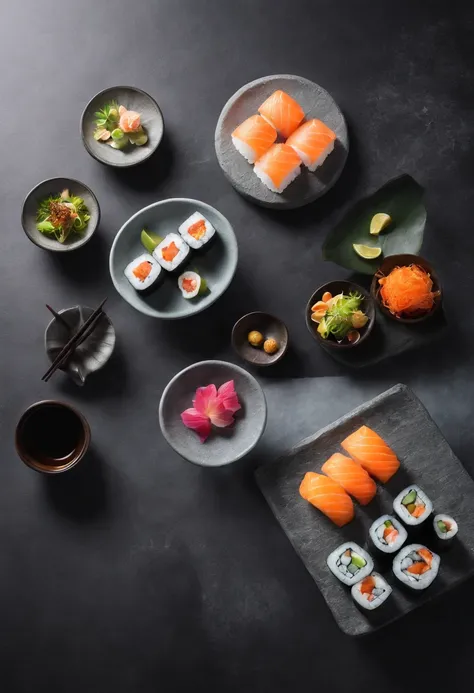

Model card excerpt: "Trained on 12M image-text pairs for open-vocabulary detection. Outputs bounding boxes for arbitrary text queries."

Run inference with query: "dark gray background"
[1,1,473,691]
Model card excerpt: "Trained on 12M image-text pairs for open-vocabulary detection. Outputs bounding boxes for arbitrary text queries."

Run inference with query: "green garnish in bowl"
[318,292,367,340]
[36,189,90,244]
[93,101,148,149]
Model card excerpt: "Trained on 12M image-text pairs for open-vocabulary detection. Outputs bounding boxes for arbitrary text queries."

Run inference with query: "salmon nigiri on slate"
[299,472,354,527]
[322,453,377,505]
[341,426,400,483]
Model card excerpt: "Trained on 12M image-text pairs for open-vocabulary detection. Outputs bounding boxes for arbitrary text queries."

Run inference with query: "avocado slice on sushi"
[401,489,417,506]
[351,552,367,568]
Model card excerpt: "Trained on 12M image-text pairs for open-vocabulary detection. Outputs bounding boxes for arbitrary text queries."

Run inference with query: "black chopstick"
[42,298,107,382]
[43,311,104,383]
[46,304,70,329]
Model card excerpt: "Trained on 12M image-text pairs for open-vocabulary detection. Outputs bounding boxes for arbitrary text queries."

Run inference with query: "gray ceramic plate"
[81,86,164,167]
[21,178,100,252]
[109,198,238,319]
[159,360,267,466]
[215,75,349,209]
[45,305,115,386]
[256,384,474,636]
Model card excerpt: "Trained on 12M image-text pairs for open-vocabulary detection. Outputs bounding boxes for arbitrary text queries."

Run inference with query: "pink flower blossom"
[181,381,241,443]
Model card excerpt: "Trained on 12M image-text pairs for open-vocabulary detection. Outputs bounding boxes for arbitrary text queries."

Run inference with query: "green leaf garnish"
[324,292,365,340]
[94,101,120,132]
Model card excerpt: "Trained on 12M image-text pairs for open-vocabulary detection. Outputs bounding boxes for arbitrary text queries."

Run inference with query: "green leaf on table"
[322,174,426,275]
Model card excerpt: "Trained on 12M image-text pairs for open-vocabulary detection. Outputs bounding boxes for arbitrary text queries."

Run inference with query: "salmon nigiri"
[299,472,354,527]
[341,426,400,483]
[258,90,305,139]
[321,453,377,505]
[286,119,336,171]
[254,143,302,193]
[232,114,277,164]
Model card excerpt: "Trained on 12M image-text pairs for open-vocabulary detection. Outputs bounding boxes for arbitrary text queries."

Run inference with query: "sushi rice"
[327,542,374,586]
[351,572,392,611]
[369,514,407,554]
[393,485,433,526]
[153,233,190,272]
[392,544,440,590]
[433,513,458,541]
[124,253,162,292]
[178,212,215,250]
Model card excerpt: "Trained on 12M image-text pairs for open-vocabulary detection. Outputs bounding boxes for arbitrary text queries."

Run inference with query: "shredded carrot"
[378,265,440,317]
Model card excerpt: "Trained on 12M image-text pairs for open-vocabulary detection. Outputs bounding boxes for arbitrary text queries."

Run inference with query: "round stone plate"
[109,198,238,319]
[81,86,164,167]
[159,360,267,466]
[215,75,349,209]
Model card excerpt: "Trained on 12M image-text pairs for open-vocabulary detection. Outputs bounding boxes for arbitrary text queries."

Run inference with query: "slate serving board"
[215,75,349,209]
[255,384,474,636]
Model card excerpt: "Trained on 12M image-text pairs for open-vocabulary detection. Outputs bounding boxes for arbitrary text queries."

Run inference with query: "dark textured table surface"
[1,1,473,691]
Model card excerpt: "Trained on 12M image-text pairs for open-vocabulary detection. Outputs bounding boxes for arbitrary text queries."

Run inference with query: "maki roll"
[124,253,162,293]
[393,485,433,526]
[327,542,374,586]
[153,233,191,273]
[178,271,207,299]
[369,514,407,555]
[393,544,440,590]
[433,514,458,542]
[178,212,215,251]
[351,573,392,611]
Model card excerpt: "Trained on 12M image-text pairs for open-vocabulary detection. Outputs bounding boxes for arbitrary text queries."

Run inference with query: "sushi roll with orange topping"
[231,115,277,164]
[258,90,305,138]
[153,233,191,273]
[178,212,215,251]
[286,119,337,171]
[254,143,302,193]
[124,253,162,293]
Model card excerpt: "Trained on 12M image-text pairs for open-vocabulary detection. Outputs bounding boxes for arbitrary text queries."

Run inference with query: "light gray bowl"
[45,305,115,386]
[22,178,100,252]
[109,198,238,319]
[159,360,267,466]
[81,86,164,167]
[215,74,349,209]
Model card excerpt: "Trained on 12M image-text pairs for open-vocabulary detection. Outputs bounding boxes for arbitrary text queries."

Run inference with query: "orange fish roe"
[378,264,440,317]
[188,219,206,240]
[133,261,152,281]
[162,241,179,263]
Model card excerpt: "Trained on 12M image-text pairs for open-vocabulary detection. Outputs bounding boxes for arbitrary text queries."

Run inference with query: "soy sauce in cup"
[15,400,90,473]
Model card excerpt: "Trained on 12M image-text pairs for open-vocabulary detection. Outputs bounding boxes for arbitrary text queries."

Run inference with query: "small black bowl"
[305,280,375,349]
[232,312,289,367]
[81,86,164,168]
[371,254,442,324]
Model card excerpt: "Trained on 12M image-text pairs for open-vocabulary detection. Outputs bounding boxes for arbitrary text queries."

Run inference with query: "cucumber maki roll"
[393,544,440,590]
[351,572,392,610]
[369,514,407,554]
[393,485,433,526]
[327,542,374,586]
[433,514,458,542]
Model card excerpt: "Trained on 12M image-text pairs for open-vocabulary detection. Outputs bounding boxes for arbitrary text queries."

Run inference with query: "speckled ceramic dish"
[215,74,349,209]
[109,198,238,319]
[81,86,164,167]
[232,312,288,366]
[159,360,267,466]
[45,305,115,386]
[21,178,100,252]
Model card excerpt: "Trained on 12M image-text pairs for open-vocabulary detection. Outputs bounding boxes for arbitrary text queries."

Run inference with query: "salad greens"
[36,189,90,243]
[93,101,148,149]
[318,292,367,340]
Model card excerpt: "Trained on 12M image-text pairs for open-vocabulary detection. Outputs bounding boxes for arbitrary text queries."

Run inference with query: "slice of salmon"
[321,453,377,505]
[299,472,354,527]
[286,119,336,169]
[418,548,433,565]
[341,426,400,483]
[232,114,277,161]
[359,575,376,594]
[253,143,301,188]
[258,90,305,139]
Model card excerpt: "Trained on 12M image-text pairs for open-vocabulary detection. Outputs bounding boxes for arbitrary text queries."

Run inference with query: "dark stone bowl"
[231,312,289,367]
[81,86,164,167]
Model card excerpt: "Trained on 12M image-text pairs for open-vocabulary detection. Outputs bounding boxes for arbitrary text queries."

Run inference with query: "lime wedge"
[353,244,382,260]
[370,213,391,235]
[141,228,163,253]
